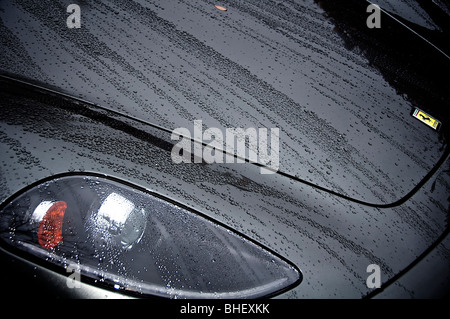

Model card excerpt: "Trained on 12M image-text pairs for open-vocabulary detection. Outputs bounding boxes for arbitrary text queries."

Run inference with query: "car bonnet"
[0,0,449,206]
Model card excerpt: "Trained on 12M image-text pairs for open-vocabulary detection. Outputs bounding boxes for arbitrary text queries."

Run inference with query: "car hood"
[1,74,449,298]
[0,0,449,204]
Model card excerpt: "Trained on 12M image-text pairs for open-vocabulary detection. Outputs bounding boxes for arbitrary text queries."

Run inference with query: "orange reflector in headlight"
[36,201,67,249]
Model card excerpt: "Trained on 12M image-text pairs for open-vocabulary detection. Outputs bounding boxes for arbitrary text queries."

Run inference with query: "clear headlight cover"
[0,174,301,298]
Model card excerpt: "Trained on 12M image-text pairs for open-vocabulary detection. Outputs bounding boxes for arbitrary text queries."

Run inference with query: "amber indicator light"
[38,201,67,249]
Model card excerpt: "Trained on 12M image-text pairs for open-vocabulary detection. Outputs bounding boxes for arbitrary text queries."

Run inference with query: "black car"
[0,0,449,299]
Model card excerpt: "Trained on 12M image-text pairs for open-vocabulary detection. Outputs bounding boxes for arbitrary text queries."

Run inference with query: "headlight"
[0,174,301,298]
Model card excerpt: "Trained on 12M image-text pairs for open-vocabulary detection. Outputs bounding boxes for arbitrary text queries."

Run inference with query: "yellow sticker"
[412,108,441,130]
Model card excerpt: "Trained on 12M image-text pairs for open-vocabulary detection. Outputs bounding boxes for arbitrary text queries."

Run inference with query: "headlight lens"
[0,174,301,298]
[87,192,147,251]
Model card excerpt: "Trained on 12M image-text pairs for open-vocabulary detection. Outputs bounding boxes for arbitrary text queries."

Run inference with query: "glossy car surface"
[0,0,449,298]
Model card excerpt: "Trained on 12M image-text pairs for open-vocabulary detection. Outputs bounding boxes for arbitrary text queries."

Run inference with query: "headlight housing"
[0,174,301,298]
